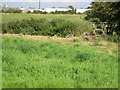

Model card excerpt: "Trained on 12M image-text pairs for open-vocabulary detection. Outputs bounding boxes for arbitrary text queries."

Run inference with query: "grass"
[2,13,86,23]
[2,36,118,88]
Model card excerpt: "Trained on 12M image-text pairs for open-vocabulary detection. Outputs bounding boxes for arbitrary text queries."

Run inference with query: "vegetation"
[2,13,87,23]
[50,6,75,14]
[2,7,118,88]
[2,18,76,37]
[32,10,48,14]
[2,8,22,13]
[1,5,76,14]
[85,2,120,42]
[2,36,118,88]
[50,10,76,14]
[68,5,74,10]
[2,16,93,37]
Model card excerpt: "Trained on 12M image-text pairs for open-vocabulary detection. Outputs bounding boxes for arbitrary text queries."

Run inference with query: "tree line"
[1,6,76,14]
[26,10,76,14]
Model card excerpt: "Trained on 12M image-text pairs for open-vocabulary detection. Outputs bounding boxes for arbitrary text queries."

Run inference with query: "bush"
[2,18,80,37]
[2,8,22,13]
[33,10,48,14]
[50,10,75,14]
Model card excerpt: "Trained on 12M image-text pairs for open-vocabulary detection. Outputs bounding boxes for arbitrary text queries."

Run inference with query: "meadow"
[2,35,118,88]
[2,13,118,88]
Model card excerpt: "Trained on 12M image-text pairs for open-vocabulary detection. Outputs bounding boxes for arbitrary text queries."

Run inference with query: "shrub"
[2,8,22,13]
[50,10,75,14]
[2,18,80,37]
[33,10,48,14]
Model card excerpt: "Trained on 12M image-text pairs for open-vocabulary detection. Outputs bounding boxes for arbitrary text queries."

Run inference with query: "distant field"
[2,13,86,23]
[2,35,118,88]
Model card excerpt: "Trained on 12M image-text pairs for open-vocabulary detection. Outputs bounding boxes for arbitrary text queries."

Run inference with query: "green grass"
[2,13,86,23]
[2,36,118,88]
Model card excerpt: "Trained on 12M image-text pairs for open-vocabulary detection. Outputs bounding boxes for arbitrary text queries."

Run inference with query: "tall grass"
[2,36,118,88]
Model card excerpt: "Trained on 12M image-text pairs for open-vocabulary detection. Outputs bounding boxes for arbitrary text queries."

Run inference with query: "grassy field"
[2,35,118,88]
[2,13,86,23]
[2,13,118,88]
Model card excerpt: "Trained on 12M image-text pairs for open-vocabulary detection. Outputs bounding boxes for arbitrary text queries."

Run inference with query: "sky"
[2,0,93,2]
[1,0,118,9]
[2,0,92,8]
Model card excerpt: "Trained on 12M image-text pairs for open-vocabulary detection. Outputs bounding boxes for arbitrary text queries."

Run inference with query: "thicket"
[2,18,86,37]
[85,2,120,42]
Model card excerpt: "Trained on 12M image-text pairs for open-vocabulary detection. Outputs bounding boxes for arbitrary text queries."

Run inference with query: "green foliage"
[33,10,48,14]
[2,8,22,13]
[2,14,93,36]
[50,10,76,14]
[85,2,120,42]
[68,5,74,10]
[2,36,118,88]
[2,18,82,37]
[26,11,31,13]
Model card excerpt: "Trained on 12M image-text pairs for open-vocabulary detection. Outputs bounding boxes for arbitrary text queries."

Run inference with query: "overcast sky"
[1,0,93,8]
[2,0,93,2]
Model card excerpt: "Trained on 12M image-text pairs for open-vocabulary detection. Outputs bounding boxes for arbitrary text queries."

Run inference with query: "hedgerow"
[2,18,92,37]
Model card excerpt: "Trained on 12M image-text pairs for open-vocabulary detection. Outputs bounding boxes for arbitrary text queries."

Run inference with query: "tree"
[85,2,120,36]
[68,5,74,10]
